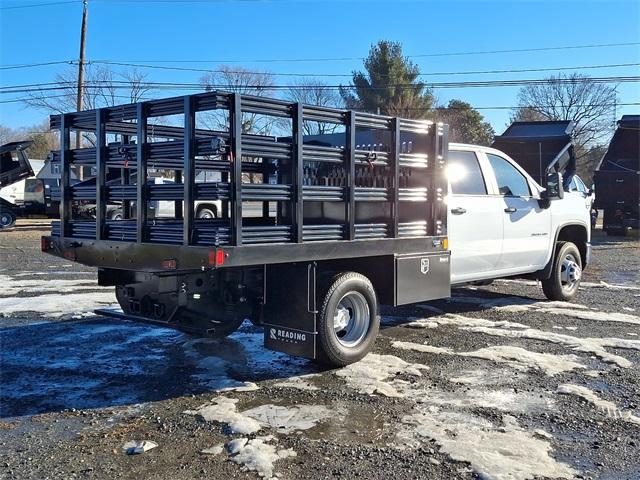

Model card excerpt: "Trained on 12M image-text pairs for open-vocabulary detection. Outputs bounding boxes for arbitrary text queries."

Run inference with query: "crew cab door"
[484,152,551,271]
[448,148,503,283]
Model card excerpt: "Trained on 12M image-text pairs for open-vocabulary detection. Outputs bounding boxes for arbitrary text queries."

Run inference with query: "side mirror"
[544,171,564,200]
[539,171,563,209]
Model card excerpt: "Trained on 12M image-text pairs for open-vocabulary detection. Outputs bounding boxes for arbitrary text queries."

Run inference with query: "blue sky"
[1,0,639,135]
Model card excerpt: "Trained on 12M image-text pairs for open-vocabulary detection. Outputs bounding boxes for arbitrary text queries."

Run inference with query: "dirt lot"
[1,220,639,480]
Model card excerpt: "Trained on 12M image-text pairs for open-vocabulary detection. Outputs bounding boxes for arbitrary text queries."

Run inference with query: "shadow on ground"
[0,317,318,418]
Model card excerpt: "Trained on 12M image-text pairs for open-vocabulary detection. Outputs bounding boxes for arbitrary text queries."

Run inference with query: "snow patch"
[335,353,429,397]
[0,291,116,317]
[448,293,590,312]
[464,326,640,368]
[557,384,640,425]
[0,275,107,296]
[535,306,640,326]
[421,386,553,413]
[399,411,577,480]
[273,374,320,391]
[229,436,296,480]
[184,397,262,435]
[448,292,640,327]
[407,313,528,330]
[242,404,333,433]
[497,278,640,291]
[201,444,224,455]
[449,368,526,386]
[184,397,332,435]
[392,341,585,376]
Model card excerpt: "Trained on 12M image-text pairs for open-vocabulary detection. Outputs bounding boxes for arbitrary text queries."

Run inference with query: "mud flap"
[262,263,317,359]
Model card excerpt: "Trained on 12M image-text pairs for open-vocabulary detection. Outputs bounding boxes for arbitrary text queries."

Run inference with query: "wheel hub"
[332,291,370,348]
[560,254,581,290]
[334,306,350,331]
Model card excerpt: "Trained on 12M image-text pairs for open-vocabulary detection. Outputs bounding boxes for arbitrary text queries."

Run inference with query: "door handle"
[451,207,467,215]
[504,207,517,213]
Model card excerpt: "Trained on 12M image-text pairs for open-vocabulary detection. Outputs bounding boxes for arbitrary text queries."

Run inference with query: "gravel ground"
[1,220,639,480]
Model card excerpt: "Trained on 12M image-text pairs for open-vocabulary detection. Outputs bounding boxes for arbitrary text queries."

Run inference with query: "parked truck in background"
[0,143,71,226]
[594,115,640,236]
[0,141,34,228]
[41,91,590,366]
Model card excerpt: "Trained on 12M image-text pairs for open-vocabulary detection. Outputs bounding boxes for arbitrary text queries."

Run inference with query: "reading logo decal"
[420,258,430,275]
[270,328,306,343]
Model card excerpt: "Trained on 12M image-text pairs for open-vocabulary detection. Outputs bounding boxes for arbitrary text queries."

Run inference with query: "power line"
[0,60,77,70]
[86,42,640,64]
[3,75,638,94]
[3,91,636,112]
[89,60,640,78]
[0,1,79,10]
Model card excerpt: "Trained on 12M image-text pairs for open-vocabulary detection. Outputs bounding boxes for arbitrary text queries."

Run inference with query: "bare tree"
[200,66,275,134]
[0,121,59,159]
[511,74,617,147]
[25,65,151,115]
[23,66,151,150]
[509,107,548,123]
[282,79,343,135]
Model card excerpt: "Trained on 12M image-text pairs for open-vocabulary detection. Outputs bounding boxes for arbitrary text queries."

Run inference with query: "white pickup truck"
[447,143,593,301]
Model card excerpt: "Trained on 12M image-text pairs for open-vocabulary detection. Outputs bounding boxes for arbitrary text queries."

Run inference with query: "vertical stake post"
[183,95,195,245]
[230,94,243,246]
[345,111,356,240]
[95,108,106,240]
[136,102,148,243]
[293,102,304,242]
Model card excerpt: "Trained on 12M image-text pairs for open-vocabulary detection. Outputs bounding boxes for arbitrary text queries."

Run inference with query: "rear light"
[162,259,177,270]
[208,248,226,267]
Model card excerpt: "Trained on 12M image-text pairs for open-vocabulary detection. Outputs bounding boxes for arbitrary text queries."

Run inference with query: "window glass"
[448,150,487,195]
[486,153,530,197]
[574,176,588,193]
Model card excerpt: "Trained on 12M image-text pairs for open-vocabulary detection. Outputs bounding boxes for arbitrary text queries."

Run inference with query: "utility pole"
[76,0,88,151]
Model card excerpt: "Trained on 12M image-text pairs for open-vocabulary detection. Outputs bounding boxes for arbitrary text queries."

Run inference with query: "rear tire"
[0,210,17,229]
[542,241,582,301]
[197,207,217,219]
[109,210,124,221]
[316,272,379,367]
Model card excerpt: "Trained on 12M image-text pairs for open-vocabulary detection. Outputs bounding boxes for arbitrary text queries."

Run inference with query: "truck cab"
[447,143,592,300]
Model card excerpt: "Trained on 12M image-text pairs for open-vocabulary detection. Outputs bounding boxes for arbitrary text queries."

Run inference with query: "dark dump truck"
[41,91,450,366]
[594,115,639,236]
[0,141,34,229]
[492,120,576,187]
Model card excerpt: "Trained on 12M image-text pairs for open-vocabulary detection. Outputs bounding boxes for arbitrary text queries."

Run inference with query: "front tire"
[316,272,379,367]
[542,241,582,301]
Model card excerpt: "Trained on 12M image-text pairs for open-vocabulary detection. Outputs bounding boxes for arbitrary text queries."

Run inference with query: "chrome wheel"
[0,213,15,228]
[333,291,370,347]
[560,253,581,293]
[197,209,215,219]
